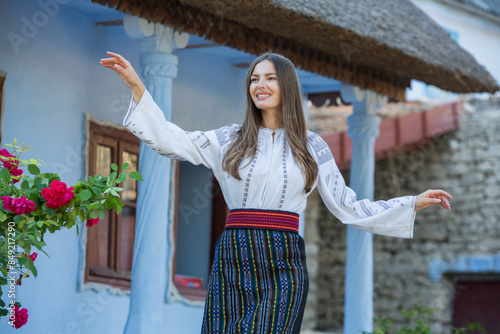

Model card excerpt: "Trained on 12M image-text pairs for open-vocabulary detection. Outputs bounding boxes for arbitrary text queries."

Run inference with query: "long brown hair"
[222,52,318,193]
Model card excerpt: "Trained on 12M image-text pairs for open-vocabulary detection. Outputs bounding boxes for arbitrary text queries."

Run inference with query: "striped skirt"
[201,209,309,334]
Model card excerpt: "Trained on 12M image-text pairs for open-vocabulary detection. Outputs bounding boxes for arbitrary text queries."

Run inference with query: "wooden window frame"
[171,160,228,301]
[84,121,140,290]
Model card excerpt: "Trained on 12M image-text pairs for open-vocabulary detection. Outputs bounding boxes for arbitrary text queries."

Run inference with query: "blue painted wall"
[0,1,246,332]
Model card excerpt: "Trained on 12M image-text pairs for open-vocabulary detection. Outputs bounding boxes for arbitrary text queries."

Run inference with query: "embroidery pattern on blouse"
[189,131,210,150]
[242,140,260,208]
[215,125,238,147]
[277,137,288,210]
[307,133,334,165]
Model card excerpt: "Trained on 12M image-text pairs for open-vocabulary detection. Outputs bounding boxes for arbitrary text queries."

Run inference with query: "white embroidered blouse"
[124,90,416,238]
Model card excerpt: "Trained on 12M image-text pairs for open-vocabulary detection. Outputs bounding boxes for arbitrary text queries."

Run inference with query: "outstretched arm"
[415,189,452,211]
[100,51,146,104]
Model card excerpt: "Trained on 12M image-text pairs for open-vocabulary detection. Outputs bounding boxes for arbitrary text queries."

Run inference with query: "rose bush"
[0,140,142,329]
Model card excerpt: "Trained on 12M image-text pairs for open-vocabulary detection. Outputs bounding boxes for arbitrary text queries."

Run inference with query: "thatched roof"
[91,0,499,100]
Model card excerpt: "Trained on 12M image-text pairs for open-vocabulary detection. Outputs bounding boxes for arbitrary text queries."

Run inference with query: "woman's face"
[249,60,281,114]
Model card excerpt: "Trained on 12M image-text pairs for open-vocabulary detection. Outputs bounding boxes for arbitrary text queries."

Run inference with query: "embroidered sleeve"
[307,132,416,238]
[123,90,239,170]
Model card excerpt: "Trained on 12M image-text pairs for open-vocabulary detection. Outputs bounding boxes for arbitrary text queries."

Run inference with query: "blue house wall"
[0,1,245,332]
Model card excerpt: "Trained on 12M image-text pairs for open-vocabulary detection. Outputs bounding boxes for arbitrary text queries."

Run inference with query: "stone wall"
[303,97,500,332]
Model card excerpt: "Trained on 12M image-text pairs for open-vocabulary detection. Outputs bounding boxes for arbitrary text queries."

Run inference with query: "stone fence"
[303,96,500,332]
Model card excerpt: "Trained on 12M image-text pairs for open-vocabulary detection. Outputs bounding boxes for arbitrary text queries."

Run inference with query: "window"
[171,160,228,300]
[453,277,500,333]
[85,121,140,289]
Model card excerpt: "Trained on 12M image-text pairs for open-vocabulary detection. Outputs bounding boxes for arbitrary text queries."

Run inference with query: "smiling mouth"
[256,94,271,100]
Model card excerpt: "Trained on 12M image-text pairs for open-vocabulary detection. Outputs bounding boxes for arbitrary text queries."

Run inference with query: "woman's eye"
[268,77,276,81]
[251,78,258,82]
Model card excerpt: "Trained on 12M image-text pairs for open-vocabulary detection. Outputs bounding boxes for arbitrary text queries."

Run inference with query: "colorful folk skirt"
[201,209,309,334]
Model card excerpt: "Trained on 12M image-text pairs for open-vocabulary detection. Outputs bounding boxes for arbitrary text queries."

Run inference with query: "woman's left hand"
[415,189,452,211]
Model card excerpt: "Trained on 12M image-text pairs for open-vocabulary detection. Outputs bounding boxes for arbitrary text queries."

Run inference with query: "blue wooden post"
[122,16,189,333]
[341,84,387,334]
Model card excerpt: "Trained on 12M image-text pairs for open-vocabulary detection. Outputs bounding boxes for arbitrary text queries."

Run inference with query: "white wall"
[410,0,500,93]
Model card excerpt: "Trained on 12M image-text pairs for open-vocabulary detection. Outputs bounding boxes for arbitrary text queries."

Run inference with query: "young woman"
[100,51,451,334]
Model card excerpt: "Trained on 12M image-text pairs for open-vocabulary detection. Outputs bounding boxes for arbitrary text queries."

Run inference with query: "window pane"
[96,145,112,176]
[117,205,135,275]
[122,151,138,202]
[87,211,111,268]
[175,162,212,289]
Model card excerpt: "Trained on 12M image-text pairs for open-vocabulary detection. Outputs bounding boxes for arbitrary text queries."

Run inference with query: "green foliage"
[363,303,486,334]
[0,141,142,322]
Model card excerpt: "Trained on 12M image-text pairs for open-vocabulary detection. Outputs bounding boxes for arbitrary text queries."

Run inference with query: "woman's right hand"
[100,51,146,104]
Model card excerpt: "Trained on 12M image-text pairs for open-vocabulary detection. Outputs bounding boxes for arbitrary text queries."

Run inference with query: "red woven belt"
[225,209,299,233]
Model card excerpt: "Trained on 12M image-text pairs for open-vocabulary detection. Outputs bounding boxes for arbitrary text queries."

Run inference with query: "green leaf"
[111,163,118,171]
[89,176,95,185]
[130,171,143,181]
[25,259,38,278]
[0,168,11,183]
[109,172,117,180]
[36,221,43,228]
[28,164,40,175]
[79,180,91,187]
[121,162,130,171]
[89,211,98,219]
[91,186,101,196]
[117,172,127,183]
[18,220,25,229]
[21,180,30,190]
[88,201,99,210]
[79,189,92,202]
[110,189,119,197]
[18,256,27,265]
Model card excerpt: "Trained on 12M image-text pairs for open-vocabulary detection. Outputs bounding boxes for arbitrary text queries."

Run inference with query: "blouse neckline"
[259,126,284,133]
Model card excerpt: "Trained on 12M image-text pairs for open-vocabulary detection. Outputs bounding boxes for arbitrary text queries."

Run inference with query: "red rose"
[3,160,13,170]
[86,218,99,227]
[1,196,13,211]
[46,199,60,209]
[12,305,29,329]
[0,149,13,158]
[26,200,35,213]
[10,166,23,177]
[41,188,55,201]
[50,180,68,196]
[13,196,35,215]
[59,192,74,206]
[25,252,38,262]
[1,196,35,215]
